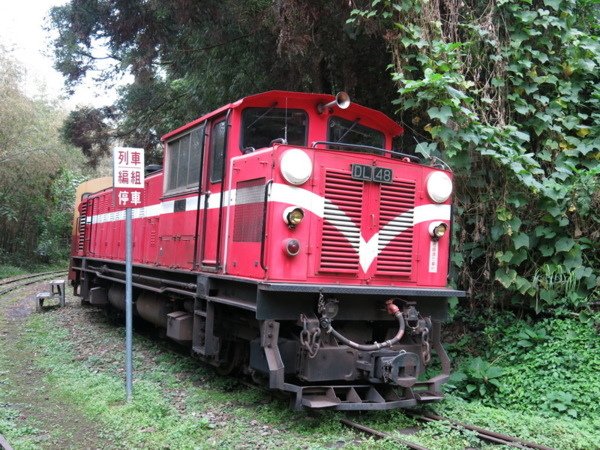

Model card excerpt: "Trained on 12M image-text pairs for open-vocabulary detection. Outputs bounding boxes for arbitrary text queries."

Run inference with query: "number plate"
[351,164,393,184]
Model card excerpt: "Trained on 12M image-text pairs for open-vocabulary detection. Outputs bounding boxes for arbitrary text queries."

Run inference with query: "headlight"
[426,171,453,203]
[283,206,304,228]
[429,221,448,240]
[280,149,312,185]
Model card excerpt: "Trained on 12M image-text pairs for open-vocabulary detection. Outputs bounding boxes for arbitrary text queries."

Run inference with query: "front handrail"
[260,180,274,271]
[311,141,422,164]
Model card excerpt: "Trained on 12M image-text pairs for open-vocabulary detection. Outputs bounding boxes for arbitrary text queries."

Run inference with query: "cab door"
[199,114,229,269]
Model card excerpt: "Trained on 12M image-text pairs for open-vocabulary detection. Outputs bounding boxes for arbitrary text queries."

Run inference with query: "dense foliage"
[0,48,86,265]
[50,0,397,164]
[449,315,600,420]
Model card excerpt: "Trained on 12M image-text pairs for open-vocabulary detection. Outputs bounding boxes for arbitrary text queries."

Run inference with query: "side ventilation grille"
[233,178,266,242]
[77,201,88,254]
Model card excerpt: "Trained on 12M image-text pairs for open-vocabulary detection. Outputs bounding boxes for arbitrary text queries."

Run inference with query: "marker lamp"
[283,238,301,256]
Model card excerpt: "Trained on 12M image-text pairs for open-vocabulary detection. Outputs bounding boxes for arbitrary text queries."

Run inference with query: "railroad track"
[341,412,556,450]
[0,433,13,450]
[0,270,67,297]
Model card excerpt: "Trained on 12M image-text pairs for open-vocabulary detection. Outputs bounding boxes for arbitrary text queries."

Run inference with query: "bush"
[484,317,600,418]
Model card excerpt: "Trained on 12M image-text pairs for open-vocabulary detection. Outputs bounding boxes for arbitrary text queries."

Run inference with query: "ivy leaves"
[448,357,504,399]
[351,0,600,311]
[427,106,453,125]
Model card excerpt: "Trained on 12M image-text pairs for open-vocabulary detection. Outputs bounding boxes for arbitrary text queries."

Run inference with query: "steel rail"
[340,418,430,450]
[413,413,556,450]
[342,413,556,450]
[0,433,14,450]
[0,271,68,297]
[0,270,66,287]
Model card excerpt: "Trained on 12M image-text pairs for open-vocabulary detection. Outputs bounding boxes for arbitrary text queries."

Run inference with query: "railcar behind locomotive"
[69,91,465,410]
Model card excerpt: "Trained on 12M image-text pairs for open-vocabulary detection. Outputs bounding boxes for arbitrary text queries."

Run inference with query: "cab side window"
[210,119,226,183]
[164,124,205,194]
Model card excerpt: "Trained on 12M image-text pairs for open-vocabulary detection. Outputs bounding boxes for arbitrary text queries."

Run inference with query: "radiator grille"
[376,180,416,276]
[319,170,363,272]
[77,200,88,253]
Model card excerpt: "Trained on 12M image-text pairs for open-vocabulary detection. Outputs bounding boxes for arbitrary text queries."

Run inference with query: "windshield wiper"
[246,103,278,130]
[335,118,360,143]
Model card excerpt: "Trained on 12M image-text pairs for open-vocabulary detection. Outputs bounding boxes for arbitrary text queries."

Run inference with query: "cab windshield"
[242,107,307,150]
[327,117,385,153]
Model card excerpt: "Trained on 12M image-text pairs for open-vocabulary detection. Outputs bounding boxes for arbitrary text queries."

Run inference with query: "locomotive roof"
[161,91,403,142]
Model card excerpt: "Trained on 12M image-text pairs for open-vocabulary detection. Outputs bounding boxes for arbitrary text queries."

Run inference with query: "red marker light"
[283,239,300,256]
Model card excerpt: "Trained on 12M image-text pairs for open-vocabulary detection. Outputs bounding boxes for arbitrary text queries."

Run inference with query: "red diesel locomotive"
[69,91,465,410]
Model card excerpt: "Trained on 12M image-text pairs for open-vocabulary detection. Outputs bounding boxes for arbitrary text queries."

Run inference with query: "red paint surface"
[72,91,453,289]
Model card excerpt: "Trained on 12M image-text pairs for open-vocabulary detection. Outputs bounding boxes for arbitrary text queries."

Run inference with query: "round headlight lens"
[283,207,304,227]
[426,171,453,203]
[280,149,312,185]
[429,221,448,240]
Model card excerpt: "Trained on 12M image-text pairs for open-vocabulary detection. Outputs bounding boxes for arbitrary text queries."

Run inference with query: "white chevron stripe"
[357,204,451,272]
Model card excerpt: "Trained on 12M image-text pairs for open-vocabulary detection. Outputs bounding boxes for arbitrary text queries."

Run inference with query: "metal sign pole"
[125,207,133,401]
[113,146,144,402]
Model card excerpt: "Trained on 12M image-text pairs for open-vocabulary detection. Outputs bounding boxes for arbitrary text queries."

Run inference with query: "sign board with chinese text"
[113,147,145,209]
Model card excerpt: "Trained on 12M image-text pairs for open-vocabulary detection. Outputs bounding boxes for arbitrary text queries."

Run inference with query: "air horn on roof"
[317,91,351,114]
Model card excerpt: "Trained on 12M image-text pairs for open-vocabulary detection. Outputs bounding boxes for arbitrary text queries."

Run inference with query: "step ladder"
[36,279,66,311]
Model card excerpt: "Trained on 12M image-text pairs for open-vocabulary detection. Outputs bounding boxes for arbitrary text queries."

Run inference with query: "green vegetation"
[434,395,599,450]
[443,312,600,448]
[0,265,28,279]
[0,354,40,450]
[24,317,213,448]
[0,47,88,269]
[447,357,504,400]
[0,263,68,280]
[49,1,398,166]
[487,316,600,419]
[0,292,596,449]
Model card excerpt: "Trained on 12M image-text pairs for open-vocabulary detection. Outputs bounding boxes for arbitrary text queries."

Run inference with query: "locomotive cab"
[70,91,465,410]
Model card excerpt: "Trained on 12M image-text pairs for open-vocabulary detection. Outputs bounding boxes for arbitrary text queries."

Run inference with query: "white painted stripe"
[413,204,451,225]
[269,183,325,218]
[83,183,452,273]
[186,196,199,211]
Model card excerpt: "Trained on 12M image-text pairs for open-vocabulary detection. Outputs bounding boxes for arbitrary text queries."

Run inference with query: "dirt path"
[0,282,110,450]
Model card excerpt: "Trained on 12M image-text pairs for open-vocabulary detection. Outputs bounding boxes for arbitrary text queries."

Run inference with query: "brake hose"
[323,299,406,351]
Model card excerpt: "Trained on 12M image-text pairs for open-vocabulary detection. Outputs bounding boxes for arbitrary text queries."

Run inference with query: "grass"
[24,317,213,448]
[20,311,357,449]
[2,288,599,449]
[0,353,42,450]
[0,264,29,279]
[434,396,600,450]
[0,262,68,280]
